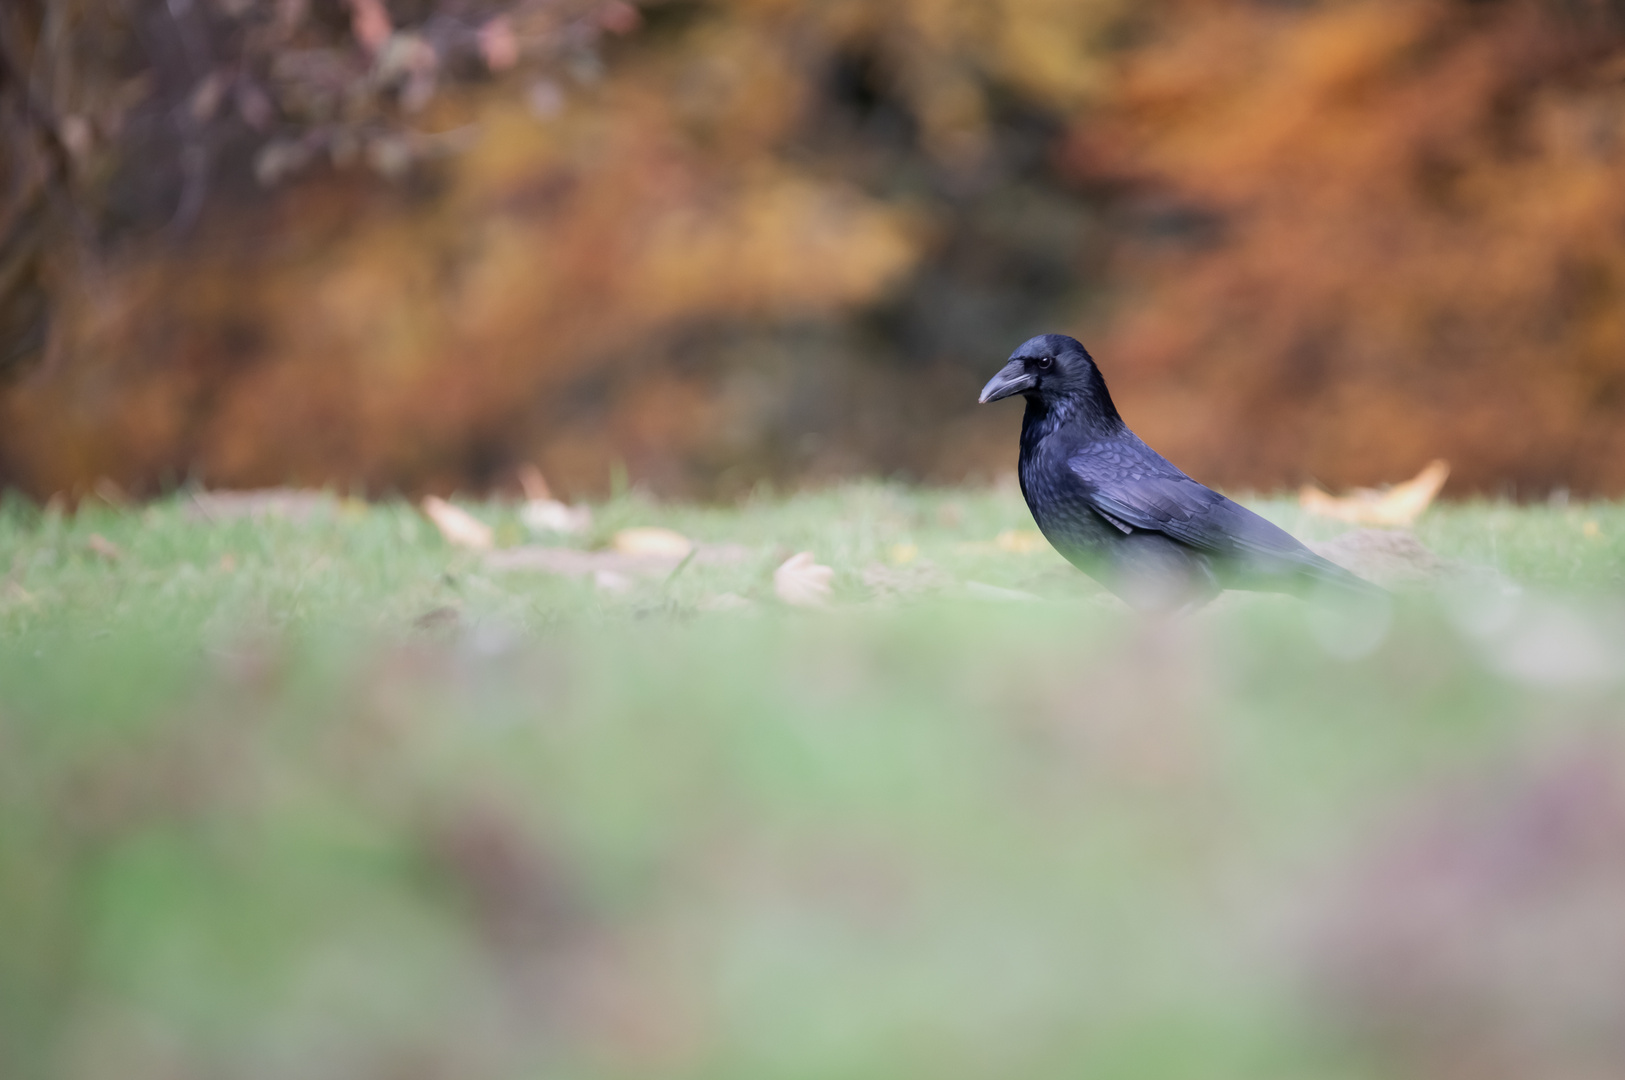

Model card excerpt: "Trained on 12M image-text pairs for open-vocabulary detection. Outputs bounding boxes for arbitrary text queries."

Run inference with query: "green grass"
[1,484,1623,1080]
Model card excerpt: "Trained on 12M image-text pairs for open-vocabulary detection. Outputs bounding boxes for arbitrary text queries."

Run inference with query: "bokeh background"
[6,0,1625,501]
[7,7,1625,1079]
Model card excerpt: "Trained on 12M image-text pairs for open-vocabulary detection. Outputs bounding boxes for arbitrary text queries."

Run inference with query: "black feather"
[981,334,1381,612]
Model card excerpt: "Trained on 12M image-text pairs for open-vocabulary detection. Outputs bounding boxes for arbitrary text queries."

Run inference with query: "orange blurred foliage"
[2,0,1623,499]
[1071,0,1625,497]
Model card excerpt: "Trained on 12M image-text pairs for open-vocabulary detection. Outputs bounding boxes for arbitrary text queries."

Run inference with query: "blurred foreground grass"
[2,484,1625,1080]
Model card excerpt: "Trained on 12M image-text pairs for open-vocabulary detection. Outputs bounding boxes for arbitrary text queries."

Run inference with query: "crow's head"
[978,334,1112,409]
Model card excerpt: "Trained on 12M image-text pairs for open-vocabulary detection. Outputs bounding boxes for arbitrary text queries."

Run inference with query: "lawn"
[2,484,1623,1080]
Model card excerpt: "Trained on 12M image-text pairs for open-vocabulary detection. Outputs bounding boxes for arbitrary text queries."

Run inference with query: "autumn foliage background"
[4,0,1625,501]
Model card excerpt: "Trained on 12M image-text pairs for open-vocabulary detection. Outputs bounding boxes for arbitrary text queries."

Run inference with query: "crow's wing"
[1068,437,1373,590]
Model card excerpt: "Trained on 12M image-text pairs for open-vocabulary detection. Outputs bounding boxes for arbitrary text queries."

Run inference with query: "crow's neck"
[1020,390,1123,454]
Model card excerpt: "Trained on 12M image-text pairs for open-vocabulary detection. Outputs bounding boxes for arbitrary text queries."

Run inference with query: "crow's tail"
[1299,551,1387,597]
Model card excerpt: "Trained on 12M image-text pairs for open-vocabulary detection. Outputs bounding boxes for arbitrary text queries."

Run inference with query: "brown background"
[4,0,1624,500]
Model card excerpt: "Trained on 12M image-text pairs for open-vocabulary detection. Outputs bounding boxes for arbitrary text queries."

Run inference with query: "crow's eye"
[1035,356,1053,371]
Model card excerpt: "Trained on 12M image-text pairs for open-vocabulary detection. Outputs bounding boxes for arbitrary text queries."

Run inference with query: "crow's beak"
[979,359,1036,404]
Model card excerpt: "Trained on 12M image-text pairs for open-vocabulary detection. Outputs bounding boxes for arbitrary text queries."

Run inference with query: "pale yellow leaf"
[421,496,494,550]
[1300,460,1450,527]
[774,551,833,607]
[612,527,692,559]
[521,499,592,535]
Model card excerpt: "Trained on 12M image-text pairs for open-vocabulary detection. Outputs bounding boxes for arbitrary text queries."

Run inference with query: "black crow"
[980,333,1380,612]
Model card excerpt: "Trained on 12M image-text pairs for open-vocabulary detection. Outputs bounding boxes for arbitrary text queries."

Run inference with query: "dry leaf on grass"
[520,500,592,535]
[774,551,833,607]
[612,527,693,559]
[421,496,494,550]
[1300,460,1450,527]
[86,534,122,561]
[517,465,592,535]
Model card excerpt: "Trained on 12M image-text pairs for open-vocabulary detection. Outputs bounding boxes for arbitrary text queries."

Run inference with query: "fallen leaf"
[521,500,592,536]
[422,496,493,550]
[774,552,833,607]
[996,529,1046,553]
[889,543,918,565]
[1300,460,1450,527]
[612,527,692,559]
[86,534,122,561]
[1583,520,1602,539]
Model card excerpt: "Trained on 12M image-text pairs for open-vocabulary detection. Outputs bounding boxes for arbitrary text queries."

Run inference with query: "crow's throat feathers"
[1020,380,1124,454]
